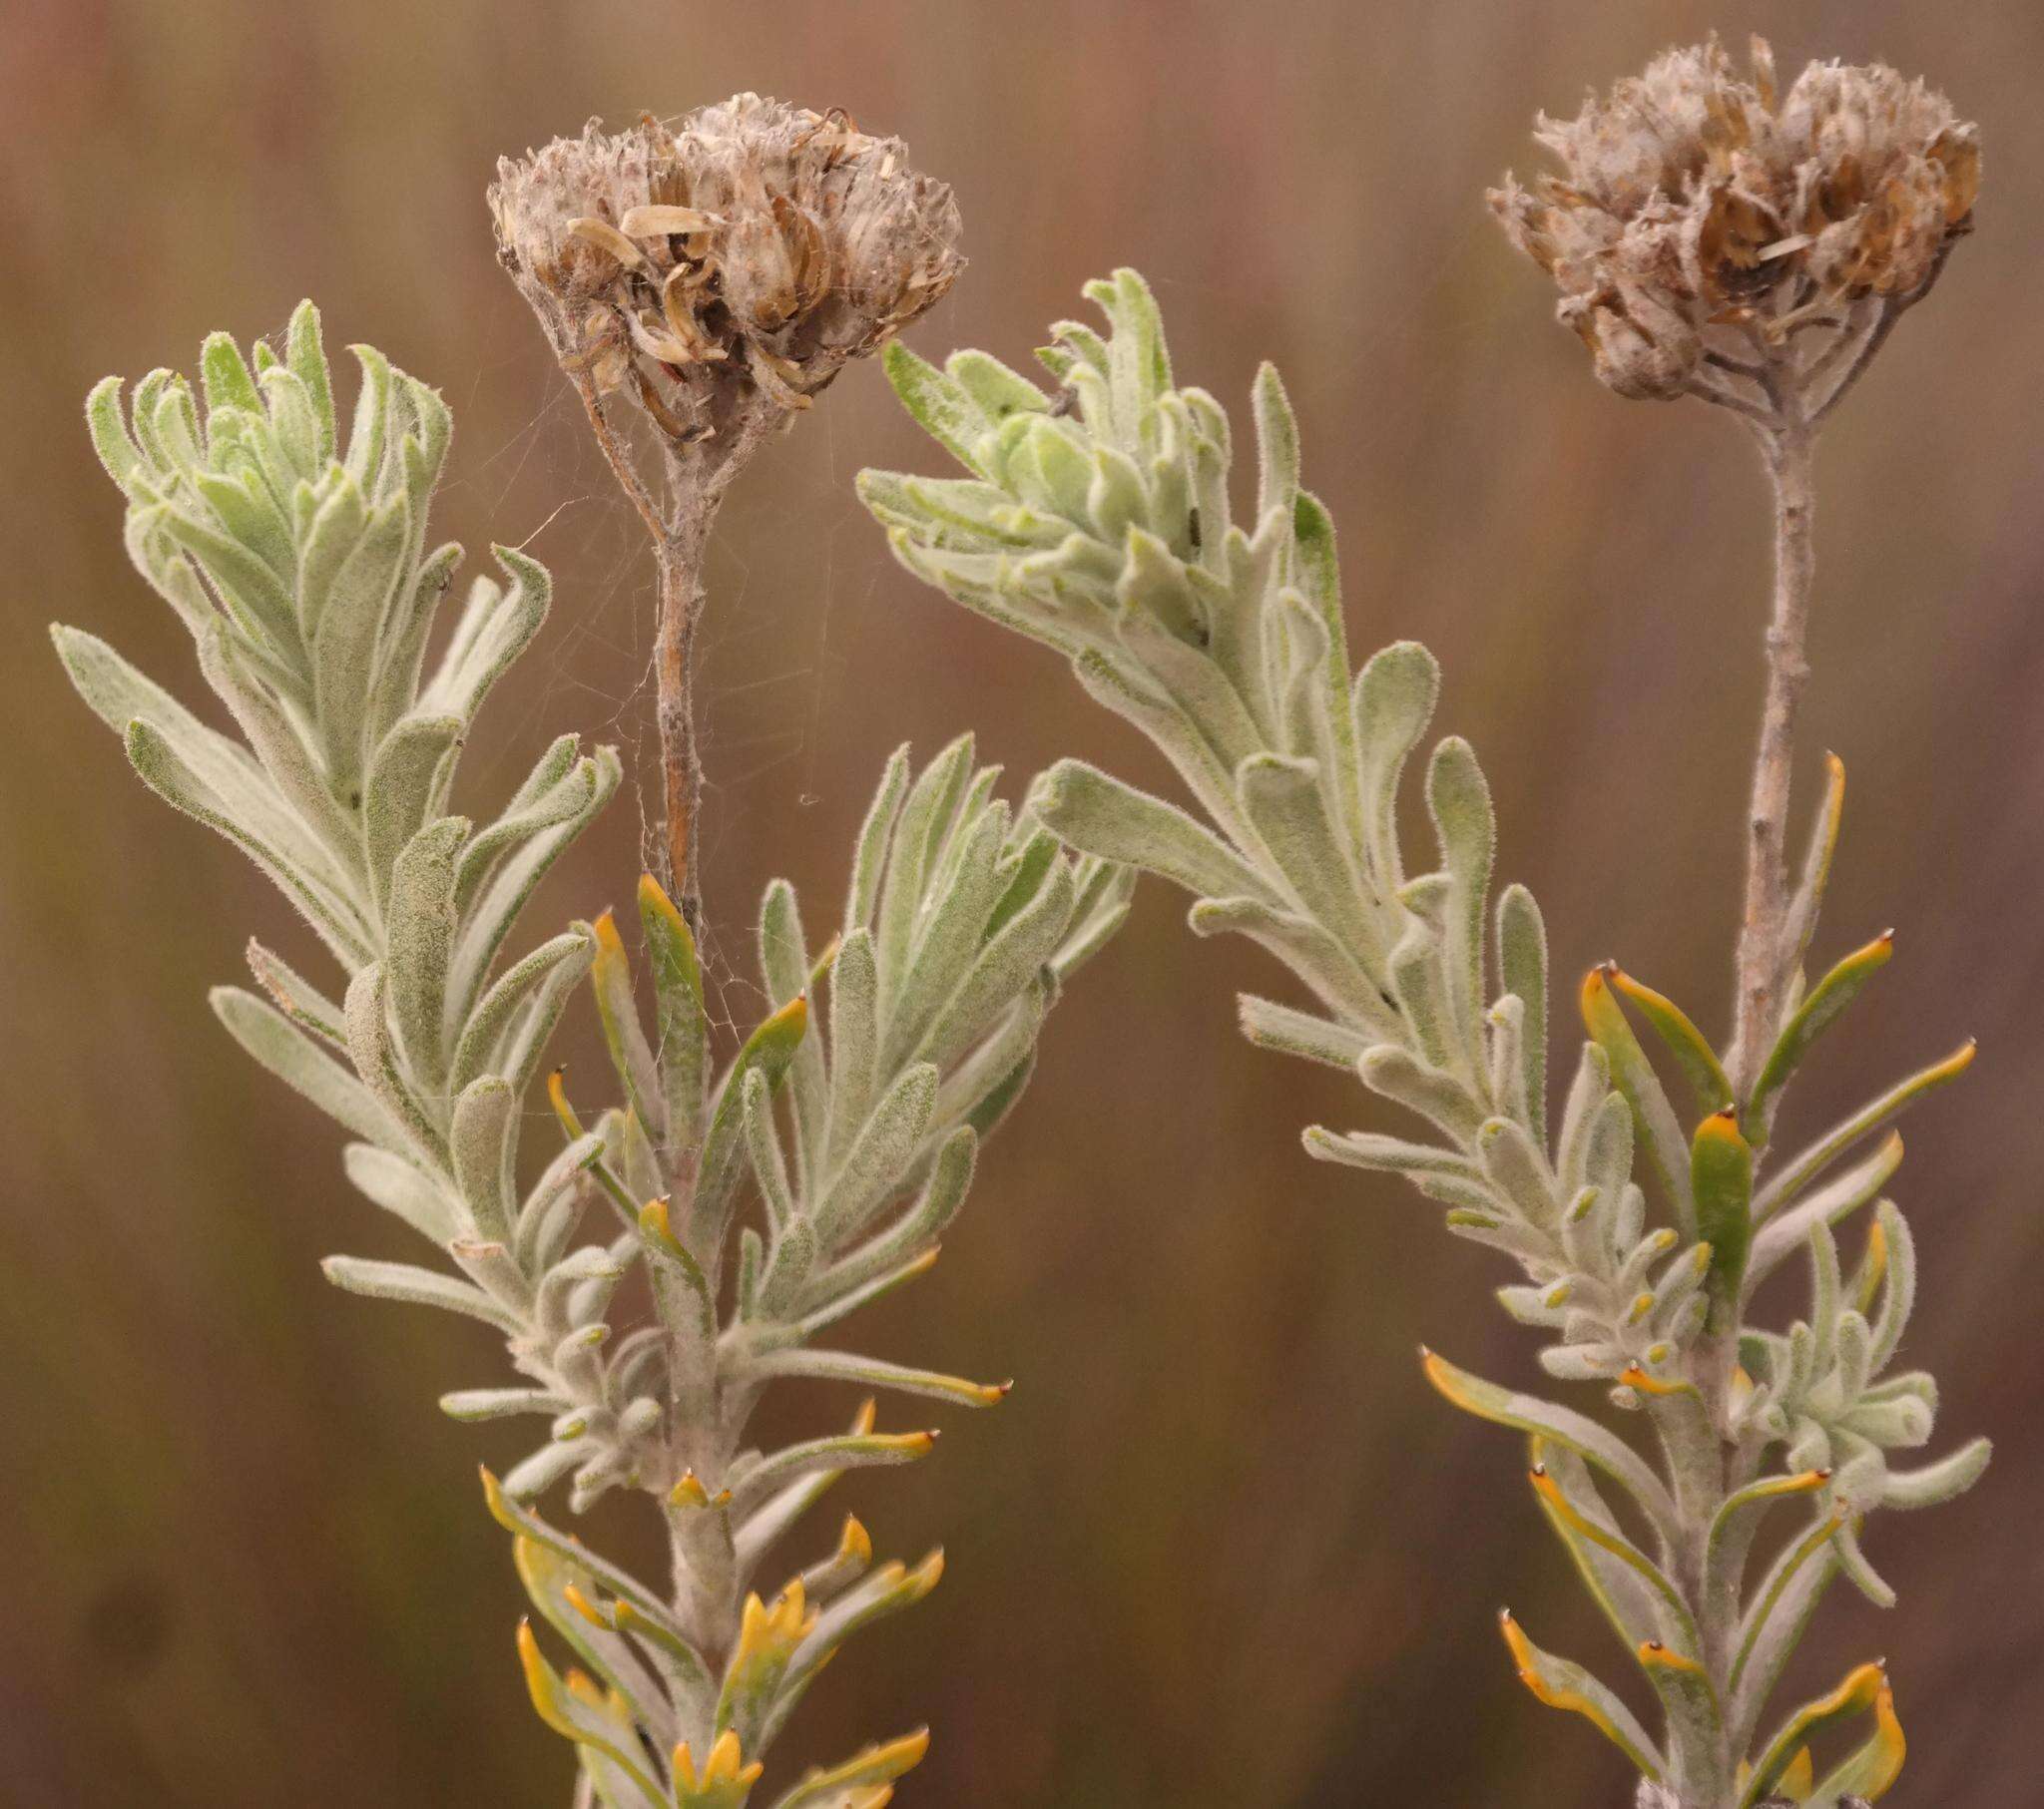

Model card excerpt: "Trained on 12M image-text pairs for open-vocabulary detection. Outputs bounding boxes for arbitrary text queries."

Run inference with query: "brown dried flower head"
[490,95,963,441]
[1490,37,1979,411]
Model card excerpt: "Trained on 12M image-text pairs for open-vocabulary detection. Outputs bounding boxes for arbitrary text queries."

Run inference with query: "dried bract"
[1491,36,1978,413]
[491,95,963,442]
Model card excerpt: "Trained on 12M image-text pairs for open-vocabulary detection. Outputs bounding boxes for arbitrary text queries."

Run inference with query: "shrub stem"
[1731,424,1817,1099]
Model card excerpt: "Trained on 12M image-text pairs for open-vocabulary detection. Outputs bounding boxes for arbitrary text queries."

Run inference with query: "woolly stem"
[1730,426,1817,1099]
[653,520,708,929]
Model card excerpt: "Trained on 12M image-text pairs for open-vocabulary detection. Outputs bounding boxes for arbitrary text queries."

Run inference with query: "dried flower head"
[1491,36,1978,420]
[491,95,963,443]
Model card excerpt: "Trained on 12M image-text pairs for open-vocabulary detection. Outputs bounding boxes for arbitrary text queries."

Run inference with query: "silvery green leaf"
[55,628,352,901]
[814,1127,976,1312]
[418,548,552,724]
[824,928,881,1170]
[1530,1443,1681,1661]
[1863,1199,1914,1372]
[440,1386,565,1423]
[931,975,1050,1131]
[363,713,464,907]
[693,994,810,1246]
[1478,1117,1558,1227]
[342,341,395,487]
[986,826,1058,938]
[1356,1045,1483,1143]
[637,876,707,1148]
[757,1215,818,1322]
[344,962,446,1166]
[496,940,598,1102]
[1239,995,1371,1071]
[1389,909,1455,1073]
[157,492,300,657]
[1746,1132,1902,1290]
[1190,893,1398,1037]
[454,733,587,913]
[256,366,322,487]
[1069,645,1248,843]
[934,345,1043,425]
[449,928,594,1094]
[1753,1041,1976,1220]
[1250,359,1301,529]
[1497,884,1549,1141]
[1303,1126,1483,1184]
[1031,758,1265,904]
[1540,1343,1629,1382]
[212,985,397,1147]
[449,1236,534,1319]
[1500,1608,1667,1782]
[121,715,372,963]
[384,816,467,1097]
[199,329,262,420]
[194,626,359,861]
[586,912,663,1143]
[1729,1522,1843,1747]
[321,1254,518,1331]
[1878,1436,1990,1511]
[1421,1349,1678,1537]
[1050,857,1132,981]
[1352,639,1439,885]
[365,541,462,742]
[282,299,336,463]
[1778,752,1847,1009]
[1487,995,1531,1130]
[511,1534,679,1754]
[343,1140,460,1244]
[296,470,369,644]
[879,342,995,479]
[516,1132,603,1273]
[451,1076,519,1243]
[874,731,974,996]
[743,1067,797,1232]
[912,858,1074,1073]
[500,1438,588,1504]
[312,491,412,798]
[1124,604,1270,789]
[244,939,347,1047]
[814,1063,939,1247]
[85,375,148,498]
[1554,1043,1612,1186]
[845,743,912,933]
[446,746,619,1023]
[884,810,1007,1068]
[1830,1519,1896,1609]
[759,877,826,1182]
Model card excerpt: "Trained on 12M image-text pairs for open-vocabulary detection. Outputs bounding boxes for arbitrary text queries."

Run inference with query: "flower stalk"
[1733,424,1815,1100]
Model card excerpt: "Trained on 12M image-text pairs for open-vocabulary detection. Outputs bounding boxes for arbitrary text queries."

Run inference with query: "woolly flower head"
[491,95,962,439]
[1490,37,1978,403]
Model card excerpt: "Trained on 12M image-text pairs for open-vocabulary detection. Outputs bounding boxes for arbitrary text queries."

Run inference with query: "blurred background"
[4,1,2042,1803]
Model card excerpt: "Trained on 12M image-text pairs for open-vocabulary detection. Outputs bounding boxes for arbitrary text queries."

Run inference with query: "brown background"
[4,2,2041,1803]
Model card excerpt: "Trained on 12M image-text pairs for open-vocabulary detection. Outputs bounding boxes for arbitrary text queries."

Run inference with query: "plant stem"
[1729,426,1817,1099]
[654,518,709,930]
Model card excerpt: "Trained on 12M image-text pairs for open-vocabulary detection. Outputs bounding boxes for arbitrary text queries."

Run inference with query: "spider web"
[441,344,855,1052]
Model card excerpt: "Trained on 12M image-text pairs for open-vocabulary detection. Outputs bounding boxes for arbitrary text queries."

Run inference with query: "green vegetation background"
[3,1,2039,1801]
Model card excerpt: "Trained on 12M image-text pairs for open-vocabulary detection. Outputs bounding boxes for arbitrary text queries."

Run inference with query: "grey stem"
[653,518,710,932]
[1729,423,1817,1099]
